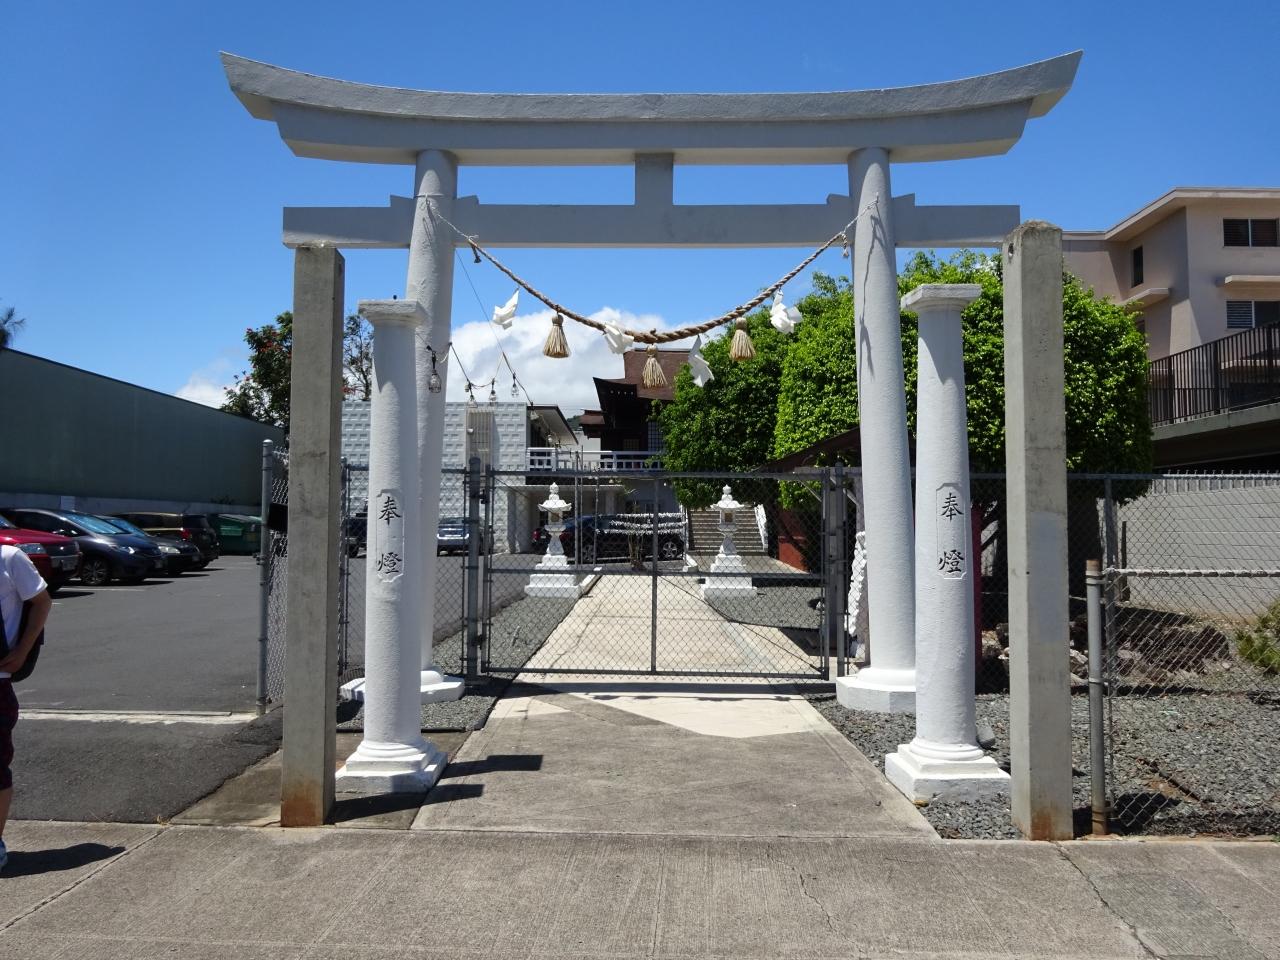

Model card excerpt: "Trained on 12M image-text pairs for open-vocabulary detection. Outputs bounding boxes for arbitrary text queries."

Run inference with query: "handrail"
[526,448,665,472]
[1148,323,1280,425]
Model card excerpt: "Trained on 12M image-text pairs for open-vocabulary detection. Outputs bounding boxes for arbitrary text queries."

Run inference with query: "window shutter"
[1250,219,1278,247]
[1226,300,1254,329]
[1223,219,1250,246]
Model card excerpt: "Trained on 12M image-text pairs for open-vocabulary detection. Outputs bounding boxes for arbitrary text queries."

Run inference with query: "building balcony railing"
[1148,324,1280,426]
[526,448,664,473]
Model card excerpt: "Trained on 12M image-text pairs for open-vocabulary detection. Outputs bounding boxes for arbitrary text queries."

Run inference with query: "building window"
[1227,300,1280,330]
[1130,246,1144,287]
[1224,218,1279,247]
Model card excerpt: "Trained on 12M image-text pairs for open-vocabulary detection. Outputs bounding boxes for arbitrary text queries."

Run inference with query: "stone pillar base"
[420,669,465,703]
[835,668,916,714]
[524,574,582,598]
[338,671,465,704]
[336,737,447,794]
[884,742,1010,803]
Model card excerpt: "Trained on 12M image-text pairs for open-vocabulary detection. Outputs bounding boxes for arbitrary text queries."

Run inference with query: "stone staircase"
[687,507,768,556]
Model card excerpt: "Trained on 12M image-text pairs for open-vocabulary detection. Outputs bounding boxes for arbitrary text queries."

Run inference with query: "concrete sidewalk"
[2,821,1278,958]
[5,579,1277,958]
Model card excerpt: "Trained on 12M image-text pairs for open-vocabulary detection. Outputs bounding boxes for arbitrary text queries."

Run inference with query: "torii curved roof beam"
[222,52,1081,166]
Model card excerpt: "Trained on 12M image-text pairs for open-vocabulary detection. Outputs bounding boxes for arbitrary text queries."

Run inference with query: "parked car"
[435,516,492,556]
[95,515,201,576]
[344,508,367,558]
[0,508,164,586]
[532,514,684,564]
[0,514,80,592]
[111,512,220,566]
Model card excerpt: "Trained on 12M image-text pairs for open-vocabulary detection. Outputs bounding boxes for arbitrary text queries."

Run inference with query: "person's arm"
[0,549,50,673]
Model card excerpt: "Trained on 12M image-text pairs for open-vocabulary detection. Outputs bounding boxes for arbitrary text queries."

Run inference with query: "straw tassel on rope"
[641,344,668,388]
[543,313,570,358]
[729,318,756,361]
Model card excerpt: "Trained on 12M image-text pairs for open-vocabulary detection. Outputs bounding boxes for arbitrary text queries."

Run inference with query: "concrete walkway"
[5,578,1278,957]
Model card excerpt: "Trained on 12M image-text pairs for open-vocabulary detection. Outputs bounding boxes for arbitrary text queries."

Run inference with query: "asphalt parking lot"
[10,550,538,822]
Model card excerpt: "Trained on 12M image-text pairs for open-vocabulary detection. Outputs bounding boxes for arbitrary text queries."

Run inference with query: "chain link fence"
[259,446,290,707]
[472,467,835,682]
[1101,475,1280,835]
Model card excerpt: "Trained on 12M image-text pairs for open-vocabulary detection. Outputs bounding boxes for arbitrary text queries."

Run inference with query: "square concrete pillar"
[281,245,344,827]
[1003,222,1072,840]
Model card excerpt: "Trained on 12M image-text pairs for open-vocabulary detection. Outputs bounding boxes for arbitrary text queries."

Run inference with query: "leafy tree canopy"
[657,308,789,507]
[770,252,1152,479]
[222,311,375,432]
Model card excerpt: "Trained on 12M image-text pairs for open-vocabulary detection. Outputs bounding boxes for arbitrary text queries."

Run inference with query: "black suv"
[1,508,165,586]
[111,512,221,566]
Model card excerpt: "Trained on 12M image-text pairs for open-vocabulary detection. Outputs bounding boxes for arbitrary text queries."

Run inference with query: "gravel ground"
[810,686,1280,839]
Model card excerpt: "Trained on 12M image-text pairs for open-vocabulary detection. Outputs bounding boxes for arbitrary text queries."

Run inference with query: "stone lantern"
[701,484,754,599]
[525,483,582,598]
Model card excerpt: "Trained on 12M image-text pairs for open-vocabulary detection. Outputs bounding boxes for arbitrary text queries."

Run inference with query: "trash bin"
[215,514,262,555]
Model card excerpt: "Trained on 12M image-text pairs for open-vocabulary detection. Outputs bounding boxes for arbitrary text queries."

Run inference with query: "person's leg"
[0,679,17,862]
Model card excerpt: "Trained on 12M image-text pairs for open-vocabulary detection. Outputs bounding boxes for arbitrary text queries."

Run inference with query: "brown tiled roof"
[618,348,689,402]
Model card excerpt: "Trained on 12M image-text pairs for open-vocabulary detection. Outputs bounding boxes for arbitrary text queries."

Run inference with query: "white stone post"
[525,484,581,598]
[337,300,446,793]
[408,149,464,703]
[701,485,753,599]
[885,284,1009,802]
[837,147,917,713]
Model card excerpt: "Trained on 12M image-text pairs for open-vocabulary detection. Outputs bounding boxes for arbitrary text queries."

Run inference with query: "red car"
[0,514,81,593]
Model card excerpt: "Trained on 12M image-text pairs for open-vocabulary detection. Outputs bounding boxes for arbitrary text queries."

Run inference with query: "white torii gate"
[224,51,1080,823]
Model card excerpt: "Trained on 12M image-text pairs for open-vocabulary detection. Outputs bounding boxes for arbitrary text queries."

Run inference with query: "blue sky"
[3,1,1279,414]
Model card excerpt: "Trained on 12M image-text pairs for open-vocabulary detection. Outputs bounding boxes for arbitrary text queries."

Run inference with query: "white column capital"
[900,283,983,315]
[358,298,427,328]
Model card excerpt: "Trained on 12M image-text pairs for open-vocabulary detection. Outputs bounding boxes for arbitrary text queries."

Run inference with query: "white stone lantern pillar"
[525,483,581,598]
[701,485,753,599]
[337,299,446,793]
[837,147,917,714]
[885,284,1009,802]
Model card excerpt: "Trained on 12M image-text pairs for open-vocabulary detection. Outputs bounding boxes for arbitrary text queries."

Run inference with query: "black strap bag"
[7,600,44,683]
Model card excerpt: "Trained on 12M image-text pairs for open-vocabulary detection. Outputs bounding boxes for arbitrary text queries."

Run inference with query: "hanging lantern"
[543,313,570,358]
[511,375,520,398]
[641,344,668,388]
[729,318,756,361]
[488,383,497,404]
[466,383,475,405]
[427,349,443,394]
[687,334,714,388]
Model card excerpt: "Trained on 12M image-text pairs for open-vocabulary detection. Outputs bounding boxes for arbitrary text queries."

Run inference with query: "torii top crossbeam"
[223,52,1080,166]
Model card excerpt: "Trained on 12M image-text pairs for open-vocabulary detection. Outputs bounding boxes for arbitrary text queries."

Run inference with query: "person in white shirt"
[0,544,52,871]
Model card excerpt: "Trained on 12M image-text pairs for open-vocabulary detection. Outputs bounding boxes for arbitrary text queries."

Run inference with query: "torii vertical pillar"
[1004,221,1072,839]
[280,245,343,826]
[337,299,447,792]
[837,147,917,714]
[408,149,465,702]
[886,284,1009,801]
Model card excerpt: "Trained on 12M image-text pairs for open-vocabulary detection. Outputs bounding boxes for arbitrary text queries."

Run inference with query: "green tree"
[223,311,376,431]
[0,304,26,350]
[771,252,1152,475]
[222,312,294,429]
[657,308,790,507]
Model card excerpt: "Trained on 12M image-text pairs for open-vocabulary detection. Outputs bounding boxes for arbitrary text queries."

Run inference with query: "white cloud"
[176,357,237,408]
[443,306,698,414]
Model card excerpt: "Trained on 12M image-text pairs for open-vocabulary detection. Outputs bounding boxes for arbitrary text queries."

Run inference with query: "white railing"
[526,448,664,472]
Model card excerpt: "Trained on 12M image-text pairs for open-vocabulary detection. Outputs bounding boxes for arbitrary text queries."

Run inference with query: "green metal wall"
[0,350,285,505]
